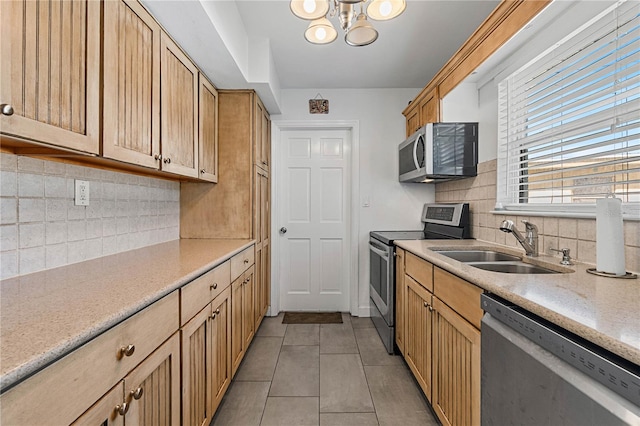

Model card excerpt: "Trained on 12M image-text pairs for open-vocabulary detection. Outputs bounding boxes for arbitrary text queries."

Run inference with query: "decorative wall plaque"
[309,93,329,114]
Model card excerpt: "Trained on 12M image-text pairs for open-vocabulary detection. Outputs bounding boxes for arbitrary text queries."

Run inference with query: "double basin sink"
[433,250,561,274]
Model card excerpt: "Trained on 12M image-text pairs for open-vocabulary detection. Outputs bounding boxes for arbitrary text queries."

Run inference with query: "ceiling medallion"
[290,0,406,46]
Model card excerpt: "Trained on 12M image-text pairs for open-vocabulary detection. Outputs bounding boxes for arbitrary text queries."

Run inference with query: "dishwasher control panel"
[481,294,640,407]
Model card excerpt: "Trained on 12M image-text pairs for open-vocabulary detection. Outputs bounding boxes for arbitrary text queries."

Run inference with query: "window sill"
[490,209,640,221]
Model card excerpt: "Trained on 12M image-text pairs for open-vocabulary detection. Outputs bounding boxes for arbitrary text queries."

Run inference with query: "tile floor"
[211,313,438,426]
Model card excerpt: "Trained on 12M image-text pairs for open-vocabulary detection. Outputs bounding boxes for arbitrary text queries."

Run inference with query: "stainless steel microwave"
[398,123,478,182]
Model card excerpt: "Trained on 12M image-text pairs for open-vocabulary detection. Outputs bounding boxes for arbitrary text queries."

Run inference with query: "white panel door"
[279,129,351,311]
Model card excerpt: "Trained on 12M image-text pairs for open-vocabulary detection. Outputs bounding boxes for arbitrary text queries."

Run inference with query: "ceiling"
[144,0,501,111]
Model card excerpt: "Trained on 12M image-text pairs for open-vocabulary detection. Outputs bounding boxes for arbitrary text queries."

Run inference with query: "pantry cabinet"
[0,0,101,153]
[397,253,482,426]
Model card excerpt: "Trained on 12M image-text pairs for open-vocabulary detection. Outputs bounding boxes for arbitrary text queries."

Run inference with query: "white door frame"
[270,120,360,316]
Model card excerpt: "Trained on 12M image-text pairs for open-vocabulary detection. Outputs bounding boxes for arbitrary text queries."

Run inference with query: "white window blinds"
[497,0,640,210]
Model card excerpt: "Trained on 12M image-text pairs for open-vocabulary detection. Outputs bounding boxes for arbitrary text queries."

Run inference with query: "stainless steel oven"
[369,203,471,354]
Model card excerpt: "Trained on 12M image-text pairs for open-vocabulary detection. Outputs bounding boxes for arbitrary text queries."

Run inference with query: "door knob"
[280,227,287,234]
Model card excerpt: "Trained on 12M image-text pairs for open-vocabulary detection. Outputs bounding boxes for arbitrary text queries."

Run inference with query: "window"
[497,0,639,216]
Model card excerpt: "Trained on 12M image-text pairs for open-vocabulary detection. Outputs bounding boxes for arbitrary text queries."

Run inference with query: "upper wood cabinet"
[199,75,219,182]
[0,0,100,153]
[103,0,161,169]
[255,98,270,171]
[404,88,440,137]
[160,32,199,178]
[405,103,420,137]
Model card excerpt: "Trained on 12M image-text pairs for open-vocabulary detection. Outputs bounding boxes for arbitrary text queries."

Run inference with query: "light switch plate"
[74,180,90,206]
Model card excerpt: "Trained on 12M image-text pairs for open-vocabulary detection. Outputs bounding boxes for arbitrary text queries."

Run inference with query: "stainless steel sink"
[467,261,559,274]
[434,250,521,263]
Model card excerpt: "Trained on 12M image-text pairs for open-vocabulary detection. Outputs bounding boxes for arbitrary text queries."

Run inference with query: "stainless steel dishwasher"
[481,293,640,425]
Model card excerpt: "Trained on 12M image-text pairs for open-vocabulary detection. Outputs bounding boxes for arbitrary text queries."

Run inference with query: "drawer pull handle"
[119,344,135,359]
[210,283,218,290]
[1,104,14,116]
[130,386,144,400]
[244,259,249,264]
[115,402,129,416]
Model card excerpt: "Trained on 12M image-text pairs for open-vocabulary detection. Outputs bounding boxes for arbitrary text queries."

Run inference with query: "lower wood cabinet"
[231,265,256,376]
[404,274,433,401]
[181,287,231,426]
[397,252,482,426]
[395,248,406,354]
[73,332,181,426]
[432,297,481,426]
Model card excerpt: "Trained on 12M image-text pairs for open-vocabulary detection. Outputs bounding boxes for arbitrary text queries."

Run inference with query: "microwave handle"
[412,136,420,169]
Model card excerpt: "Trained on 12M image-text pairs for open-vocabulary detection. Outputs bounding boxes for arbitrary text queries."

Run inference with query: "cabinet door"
[103,0,161,168]
[242,266,255,351]
[395,248,406,355]
[181,304,213,426]
[230,276,244,376]
[160,32,198,178]
[199,75,219,182]
[261,241,270,317]
[0,0,100,153]
[210,287,232,414]
[255,98,270,171]
[432,297,481,426]
[254,245,264,331]
[419,87,440,124]
[405,104,420,137]
[405,275,433,402]
[71,382,124,426]
[124,333,181,426]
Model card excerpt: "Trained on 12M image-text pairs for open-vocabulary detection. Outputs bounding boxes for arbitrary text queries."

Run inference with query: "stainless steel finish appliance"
[481,293,640,425]
[369,203,471,354]
[399,123,478,183]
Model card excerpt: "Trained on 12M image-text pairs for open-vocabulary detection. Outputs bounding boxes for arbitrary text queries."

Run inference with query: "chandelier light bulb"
[304,18,337,44]
[316,27,327,41]
[303,0,316,14]
[366,0,406,21]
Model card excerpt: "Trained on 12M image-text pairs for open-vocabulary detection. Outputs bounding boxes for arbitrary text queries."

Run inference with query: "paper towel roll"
[596,196,626,276]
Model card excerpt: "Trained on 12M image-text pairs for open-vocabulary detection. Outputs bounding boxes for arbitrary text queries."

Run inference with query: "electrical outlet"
[75,180,90,206]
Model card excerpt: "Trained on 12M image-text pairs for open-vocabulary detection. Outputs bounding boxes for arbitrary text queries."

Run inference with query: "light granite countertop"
[395,239,640,366]
[0,238,254,391]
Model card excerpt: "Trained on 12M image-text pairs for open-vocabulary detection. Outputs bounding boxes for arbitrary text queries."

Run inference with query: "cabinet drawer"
[181,261,231,325]
[434,267,483,329]
[0,291,179,426]
[405,252,433,292]
[231,246,254,281]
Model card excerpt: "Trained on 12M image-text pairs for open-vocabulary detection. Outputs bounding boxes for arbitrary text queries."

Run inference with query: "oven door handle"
[369,242,390,260]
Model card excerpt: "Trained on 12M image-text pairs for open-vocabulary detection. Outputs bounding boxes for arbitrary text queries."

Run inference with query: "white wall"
[271,88,432,315]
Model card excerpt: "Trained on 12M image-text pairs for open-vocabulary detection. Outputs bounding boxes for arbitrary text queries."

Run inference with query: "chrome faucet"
[499,219,538,257]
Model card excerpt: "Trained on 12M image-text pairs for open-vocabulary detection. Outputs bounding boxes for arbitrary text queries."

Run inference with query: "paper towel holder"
[586,268,637,279]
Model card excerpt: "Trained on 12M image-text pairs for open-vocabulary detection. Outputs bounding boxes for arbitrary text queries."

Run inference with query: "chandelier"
[290,0,406,46]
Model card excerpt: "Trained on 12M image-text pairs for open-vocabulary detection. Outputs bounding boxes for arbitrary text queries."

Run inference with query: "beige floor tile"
[283,323,320,346]
[269,345,320,396]
[320,412,379,426]
[320,354,374,413]
[350,316,375,329]
[257,313,288,337]
[354,327,403,366]
[212,381,270,426]
[235,337,283,381]
[364,365,437,426]
[320,323,358,354]
[341,312,352,325]
[260,397,319,426]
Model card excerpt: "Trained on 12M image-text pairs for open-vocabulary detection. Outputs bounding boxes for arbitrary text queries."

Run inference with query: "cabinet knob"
[1,104,14,116]
[428,306,434,312]
[130,386,144,400]
[200,169,206,174]
[163,157,171,164]
[244,259,249,264]
[262,160,267,165]
[210,313,217,320]
[118,344,135,359]
[215,309,220,315]
[424,302,428,308]
[115,402,129,416]
[154,154,162,161]
[210,282,218,290]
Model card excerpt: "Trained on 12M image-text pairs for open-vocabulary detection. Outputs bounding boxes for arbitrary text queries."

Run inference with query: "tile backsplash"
[436,160,639,273]
[0,153,180,279]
